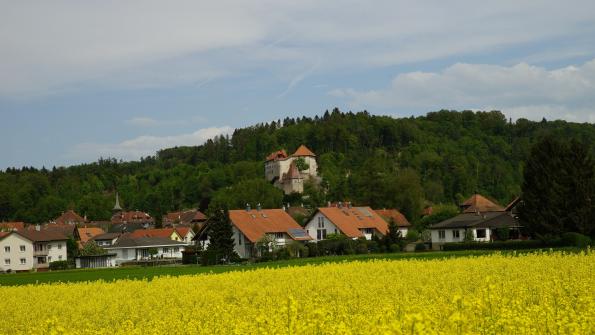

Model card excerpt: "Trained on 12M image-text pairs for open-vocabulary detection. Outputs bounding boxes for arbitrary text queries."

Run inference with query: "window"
[57,243,62,249]
[47,244,52,250]
[20,258,26,265]
[452,230,460,239]
[476,229,487,239]
[275,232,284,239]
[317,229,327,240]
[48,256,52,262]
[438,230,446,239]
[363,228,374,235]
[58,255,62,260]
[37,257,46,264]
[238,232,242,245]
[4,259,9,265]
[162,247,170,253]
[20,245,26,252]
[4,246,9,253]
[317,216,324,228]
[173,247,179,253]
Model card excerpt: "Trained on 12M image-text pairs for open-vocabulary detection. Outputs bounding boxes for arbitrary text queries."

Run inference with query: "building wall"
[182,231,195,244]
[233,226,253,259]
[430,228,492,249]
[0,234,34,272]
[108,246,184,264]
[46,240,67,263]
[305,213,341,241]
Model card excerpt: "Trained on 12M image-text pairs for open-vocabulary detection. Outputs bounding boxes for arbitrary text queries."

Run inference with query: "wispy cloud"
[2,1,595,99]
[66,126,233,162]
[333,58,595,122]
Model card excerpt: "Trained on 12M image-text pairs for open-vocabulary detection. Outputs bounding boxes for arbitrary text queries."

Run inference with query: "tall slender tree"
[206,207,238,264]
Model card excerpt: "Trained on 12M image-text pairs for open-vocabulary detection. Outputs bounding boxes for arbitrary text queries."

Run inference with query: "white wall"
[233,226,252,259]
[108,245,184,264]
[0,234,33,272]
[46,240,67,263]
[305,213,341,241]
[430,228,466,244]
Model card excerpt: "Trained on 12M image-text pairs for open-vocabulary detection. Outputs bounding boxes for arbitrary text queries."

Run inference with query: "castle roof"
[284,161,302,180]
[265,149,288,161]
[291,145,315,157]
[461,194,504,213]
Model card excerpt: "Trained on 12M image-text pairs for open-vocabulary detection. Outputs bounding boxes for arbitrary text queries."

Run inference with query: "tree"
[520,136,595,238]
[205,208,238,264]
[79,241,107,256]
[382,219,403,251]
[294,157,310,172]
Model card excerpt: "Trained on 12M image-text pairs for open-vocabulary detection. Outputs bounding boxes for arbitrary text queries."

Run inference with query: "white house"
[229,207,311,259]
[429,196,522,250]
[304,205,389,241]
[374,209,412,237]
[104,237,187,265]
[175,227,196,245]
[0,232,34,272]
[1,230,68,272]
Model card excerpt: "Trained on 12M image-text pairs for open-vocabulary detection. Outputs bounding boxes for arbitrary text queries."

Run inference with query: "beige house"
[0,232,34,272]
[265,145,319,194]
[0,230,68,272]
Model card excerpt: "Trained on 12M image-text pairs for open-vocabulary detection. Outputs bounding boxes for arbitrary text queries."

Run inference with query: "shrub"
[49,260,70,271]
[561,232,592,248]
[442,239,568,251]
[415,243,427,251]
[405,230,419,242]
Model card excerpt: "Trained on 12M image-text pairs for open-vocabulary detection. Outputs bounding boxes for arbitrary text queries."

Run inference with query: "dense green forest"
[1,109,595,224]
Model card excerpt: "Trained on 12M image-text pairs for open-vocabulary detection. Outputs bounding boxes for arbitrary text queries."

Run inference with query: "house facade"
[0,232,34,272]
[229,208,311,259]
[21,231,69,270]
[304,205,389,241]
[373,209,411,237]
[104,237,186,264]
[264,145,319,194]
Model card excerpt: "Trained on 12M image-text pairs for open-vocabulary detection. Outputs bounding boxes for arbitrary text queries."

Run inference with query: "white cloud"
[2,1,595,98]
[67,126,233,162]
[334,58,595,122]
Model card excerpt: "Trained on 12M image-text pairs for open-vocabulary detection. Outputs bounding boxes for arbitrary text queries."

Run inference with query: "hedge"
[441,239,568,251]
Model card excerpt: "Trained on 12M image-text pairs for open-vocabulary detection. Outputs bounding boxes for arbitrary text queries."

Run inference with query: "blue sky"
[1,1,595,169]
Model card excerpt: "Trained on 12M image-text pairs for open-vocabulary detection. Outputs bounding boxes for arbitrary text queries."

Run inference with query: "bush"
[561,232,592,248]
[182,250,199,264]
[49,260,70,271]
[414,243,427,251]
[442,239,568,251]
[405,230,419,242]
[389,244,401,252]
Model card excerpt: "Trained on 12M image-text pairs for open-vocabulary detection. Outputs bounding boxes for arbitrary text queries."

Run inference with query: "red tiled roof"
[29,223,76,236]
[175,227,193,237]
[318,206,388,238]
[77,227,105,244]
[128,228,179,240]
[461,194,504,213]
[229,209,311,243]
[0,232,9,239]
[0,222,25,231]
[163,209,207,225]
[284,161,301,179]
[265,149,288,161]
[111,211,154,224]
[373,209,411,227]
[20,230,68,242]
[54,210,85,224]
[291,145,315,157]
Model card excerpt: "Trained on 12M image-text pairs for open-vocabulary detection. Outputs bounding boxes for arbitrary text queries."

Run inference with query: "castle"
[265,145,319,194]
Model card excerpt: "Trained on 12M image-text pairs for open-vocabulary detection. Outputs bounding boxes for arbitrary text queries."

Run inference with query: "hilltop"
[1,108,595,224]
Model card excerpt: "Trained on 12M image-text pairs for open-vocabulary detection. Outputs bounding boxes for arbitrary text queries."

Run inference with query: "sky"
[1,1,595,169]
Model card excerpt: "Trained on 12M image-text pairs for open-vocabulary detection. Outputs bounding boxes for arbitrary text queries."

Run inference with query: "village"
[0,145,525,272]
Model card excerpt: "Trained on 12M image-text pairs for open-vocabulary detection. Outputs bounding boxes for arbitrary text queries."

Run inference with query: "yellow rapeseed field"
[1,251,594,334]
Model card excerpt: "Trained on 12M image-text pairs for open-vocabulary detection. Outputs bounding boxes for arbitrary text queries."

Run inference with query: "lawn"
[0,248,577,286]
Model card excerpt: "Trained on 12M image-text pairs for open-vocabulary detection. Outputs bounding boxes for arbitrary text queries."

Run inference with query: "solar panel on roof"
[288,228,308,238]
[358,208,373,217]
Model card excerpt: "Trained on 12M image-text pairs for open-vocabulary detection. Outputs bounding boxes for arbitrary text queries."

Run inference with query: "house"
[20,230,69,270]
[108,222,151,234]
[0,231,34,272]
[304,204,389,241]
[53,210,86,225]
[127,228,183,242]
[104,237,186,264]
[429,195,522,250]
[175,226,195,245]
[74,227,105,248]
[31,222,77,237]
[265,145,319,194]
[229,207,311,259]
[162,209,207,227]
[90,233,121,247]
[0,222,25,232]
[373,209,411,237]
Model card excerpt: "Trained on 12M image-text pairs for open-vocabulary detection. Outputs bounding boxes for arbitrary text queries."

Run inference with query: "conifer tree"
[206,207,238,264]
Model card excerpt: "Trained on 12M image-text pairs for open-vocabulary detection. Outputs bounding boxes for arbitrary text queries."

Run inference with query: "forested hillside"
[2,109,595,224]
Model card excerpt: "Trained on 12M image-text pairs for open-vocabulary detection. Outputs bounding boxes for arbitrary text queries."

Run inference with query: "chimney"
[327,201,331,207]
[35,224,41,231]
[338,202,343,209]
[257,203,262,211]
[347,202,352,209]
[246,203,251,212]
[282,204,286,211]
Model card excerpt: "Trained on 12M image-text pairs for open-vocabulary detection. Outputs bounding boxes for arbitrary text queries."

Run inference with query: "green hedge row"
[441,232,592,251]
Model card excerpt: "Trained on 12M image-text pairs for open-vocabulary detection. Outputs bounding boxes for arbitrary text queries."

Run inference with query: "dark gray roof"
[108,223,152,233]
[91,233,121,241]
[430,212,520,229]
[106,237,187,249]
